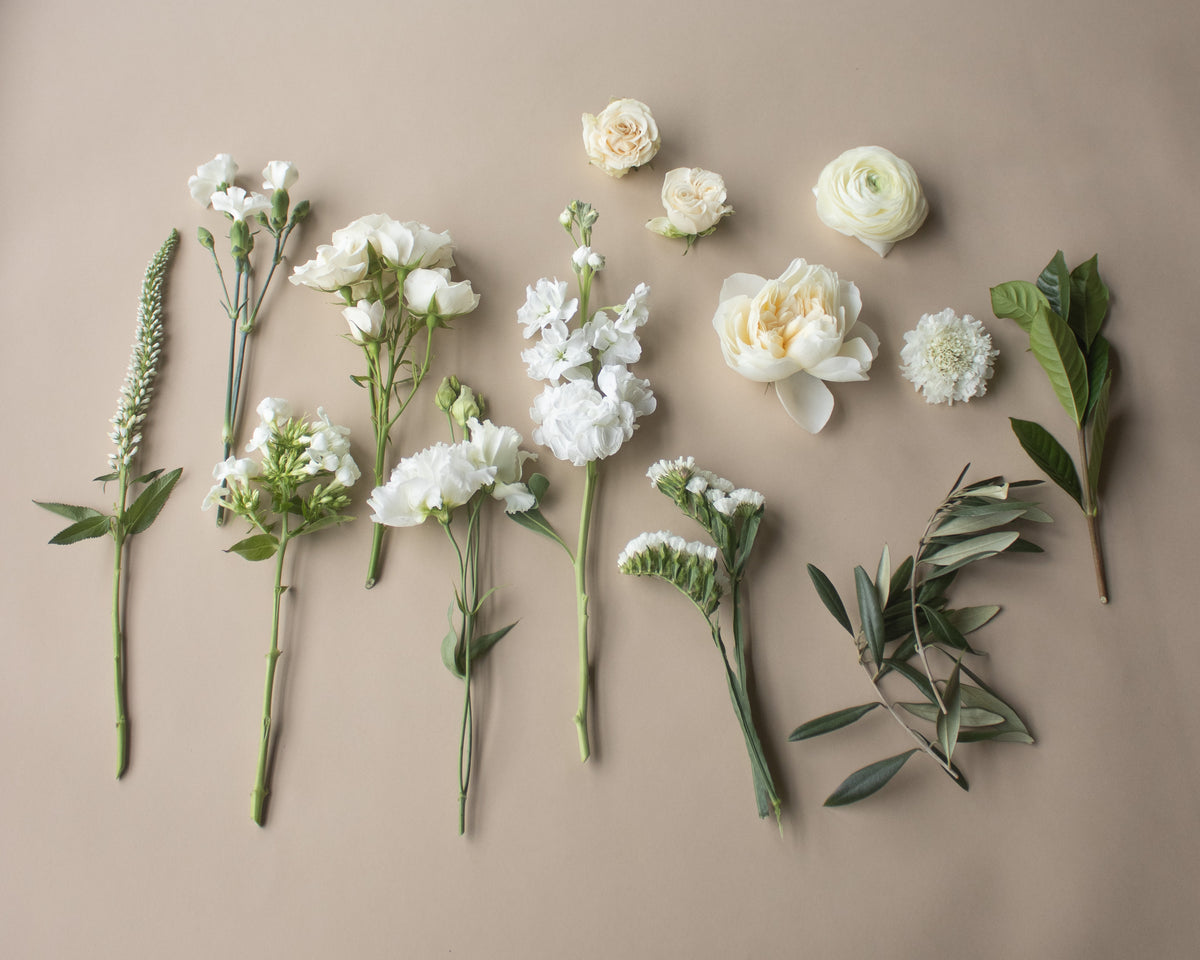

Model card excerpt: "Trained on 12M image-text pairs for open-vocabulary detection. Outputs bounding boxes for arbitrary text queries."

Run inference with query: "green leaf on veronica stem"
[123,468,182,536]
[92,472,120,483]
[921,531,1020,569]
[34,501,103,522]
[824,750,920,806]
[1087,371,1112,498]
[470,622,517,662]
[944,605,1001,635]
[1085,335,1111,421]
[854,566,885,666]
[990,280,1050,334]
[226,534,279,562]
[507,506,571,556]
[937,660,963,762]
[875,545,892,609]
[807,564,854,636]
[899,701,1003,727]
[1029,306,1089,425]
[788,703,880,741]
[48,514,112,545]
[1069,254,1110,347]
[1010,418,1083,507]
[1036,251,1072,327]
[131,468,165,485]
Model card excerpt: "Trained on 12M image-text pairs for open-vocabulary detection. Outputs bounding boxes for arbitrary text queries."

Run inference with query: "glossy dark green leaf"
[1036,251,1071,328]
[48,514,112,545]
[1086,370,1112,499]
[1069,254,1110,347]
[807,564,854,635]
[937,660,963,762]
[124,467,183,536]
[34,500,102,522]
[226,533,279,562]
[1009,537,1044,553]
[899,701,1003,727]
[1029,306,1089,425]
[823,750,919,807]
[1085,335,1110,420]
[854,566,884,666]
[990,280,1049,334]
[788,702,879,741]
[470,621,517,662]
[1010,418,1083,507]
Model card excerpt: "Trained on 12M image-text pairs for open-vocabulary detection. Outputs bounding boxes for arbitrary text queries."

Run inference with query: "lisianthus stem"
[252,527,289,826]
[1076,427,1109,604]
[573,460,599,762]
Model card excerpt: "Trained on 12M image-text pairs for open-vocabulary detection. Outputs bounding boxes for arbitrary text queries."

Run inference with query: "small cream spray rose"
[581,98,661,177]
[189,154,310,525]
[204,399,359,825]
[646,167,733,253]
[36,230,182,778]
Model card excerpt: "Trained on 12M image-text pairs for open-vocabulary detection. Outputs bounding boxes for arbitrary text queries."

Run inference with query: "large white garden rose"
[581,98,661,178]
[712,258,878,433]
[812,146,928,257]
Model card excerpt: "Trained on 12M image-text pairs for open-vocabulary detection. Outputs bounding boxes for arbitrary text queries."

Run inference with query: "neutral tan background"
[3,0,1197,956]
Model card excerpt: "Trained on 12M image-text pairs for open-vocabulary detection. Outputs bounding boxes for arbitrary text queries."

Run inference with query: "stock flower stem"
[252,529,289,826]
[573,460,599,762]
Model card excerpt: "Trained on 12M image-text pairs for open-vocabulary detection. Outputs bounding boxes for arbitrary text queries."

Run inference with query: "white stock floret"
[899,309,997,405]
[518,278,578,339]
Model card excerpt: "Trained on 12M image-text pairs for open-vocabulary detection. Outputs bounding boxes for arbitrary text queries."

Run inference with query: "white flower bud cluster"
[108,231,178,471]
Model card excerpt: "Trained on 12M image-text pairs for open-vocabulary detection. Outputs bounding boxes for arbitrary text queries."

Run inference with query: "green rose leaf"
[1010,418,1083,507]
[788,702,880,741]
[823,749,919,807]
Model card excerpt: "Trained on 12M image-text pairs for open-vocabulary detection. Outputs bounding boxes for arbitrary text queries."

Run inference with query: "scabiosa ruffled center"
[899,309,998,405]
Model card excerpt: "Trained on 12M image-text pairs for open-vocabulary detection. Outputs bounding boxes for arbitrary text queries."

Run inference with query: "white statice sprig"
[621,456,781,824]
[899,309,998,405]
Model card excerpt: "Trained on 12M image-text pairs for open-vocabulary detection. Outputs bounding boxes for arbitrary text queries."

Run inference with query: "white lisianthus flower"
[368,442,496,527]
[210,186,272,223]
[403,268,480,317]
[342,299,385,342]
[261,161,298,192]
[581,97,661,178]
[465,418,537,513]
[899,308,997,405]
[647,167,733,239]
[188,153,237,206]
[517,278,578,339]
[813,146,929,257]
[712,258,878,433]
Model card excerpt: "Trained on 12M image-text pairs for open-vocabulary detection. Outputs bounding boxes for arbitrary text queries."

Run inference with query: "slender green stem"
[111,467,131,778]
[573,459,599,762]
[216,267,244,527]
[1076,427,1109,603]
[252,524,289,826]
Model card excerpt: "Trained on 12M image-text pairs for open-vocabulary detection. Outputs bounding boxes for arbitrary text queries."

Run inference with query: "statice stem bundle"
[36,230,182,778]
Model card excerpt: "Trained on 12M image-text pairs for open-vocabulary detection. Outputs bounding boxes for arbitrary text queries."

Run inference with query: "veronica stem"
[1076,427,1109,604]
[110,533,129,780]
[252,525,289,826]
[573,459,598,762]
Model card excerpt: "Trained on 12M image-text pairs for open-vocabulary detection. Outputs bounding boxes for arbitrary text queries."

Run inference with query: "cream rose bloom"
[712,258,878,433]
[812,146,928,257]
[647,167,733,238]
[581,98,661,178]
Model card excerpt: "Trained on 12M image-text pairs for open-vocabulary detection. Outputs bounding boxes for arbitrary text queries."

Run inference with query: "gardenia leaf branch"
[517,200,656,762]
[619,457,781,824]
[35,230,182,779]
[793,467,1047,806]
[189,154,309,525]
[289,213,478,589]
[368,380,537,835]
[204,398,359,826]
[990,251,1115,603]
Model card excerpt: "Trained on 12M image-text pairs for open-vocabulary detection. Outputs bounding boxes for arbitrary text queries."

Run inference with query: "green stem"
[1076,427,1109,604]
[573,459,599,762]
[216,267,244,527]
[252,525,289,826]
[111,467,131,778]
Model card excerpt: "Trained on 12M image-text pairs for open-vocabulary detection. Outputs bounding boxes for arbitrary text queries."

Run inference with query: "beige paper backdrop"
[3,0,1198,956]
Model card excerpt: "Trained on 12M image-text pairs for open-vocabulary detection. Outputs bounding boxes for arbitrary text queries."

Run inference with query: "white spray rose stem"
[252,518,291,826]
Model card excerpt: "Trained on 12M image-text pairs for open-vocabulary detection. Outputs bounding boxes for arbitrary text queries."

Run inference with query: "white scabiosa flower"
[899,309,998,405]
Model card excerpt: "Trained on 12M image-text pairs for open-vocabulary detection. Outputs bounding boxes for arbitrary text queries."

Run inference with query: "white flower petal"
[774,371,835,434]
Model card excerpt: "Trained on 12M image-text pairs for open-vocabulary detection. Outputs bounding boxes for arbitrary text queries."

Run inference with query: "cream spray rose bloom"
[712,258,878,433]
[581,98,661,178]
[813,146,929,257]
[647,167,733,245]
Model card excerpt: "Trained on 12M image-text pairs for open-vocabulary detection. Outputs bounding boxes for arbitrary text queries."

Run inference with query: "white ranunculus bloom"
[289,236,371,292]
[650,167,733,237]
[712,258,878,433]
[403,268,480,317]
[210,186,272,222]
[899,309,997,405]
[465,418,534,485]
[261,161,298,192]
[581,97,661,178]
[813,146,928,257]
[342,299,385,342]
[189,153,238,206]
[517,278,578,339]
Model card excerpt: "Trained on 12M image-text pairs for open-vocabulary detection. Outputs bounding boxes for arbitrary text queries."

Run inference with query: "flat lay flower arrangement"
[37,94,1123,833]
